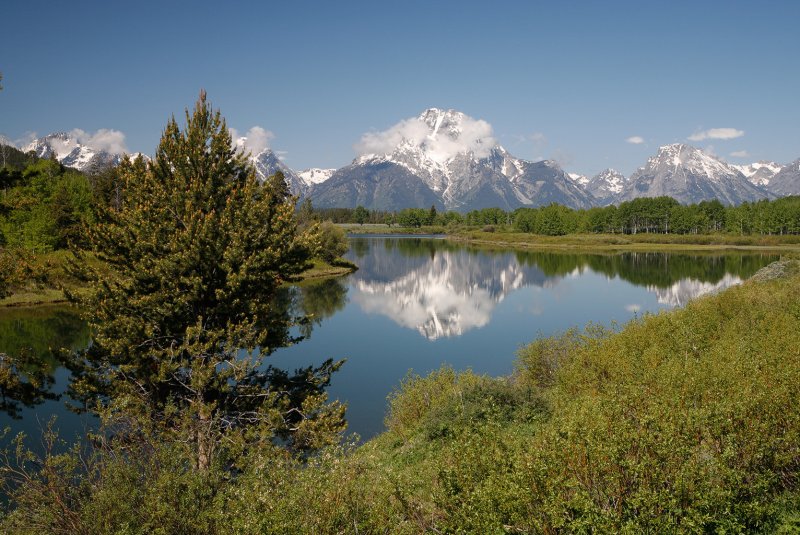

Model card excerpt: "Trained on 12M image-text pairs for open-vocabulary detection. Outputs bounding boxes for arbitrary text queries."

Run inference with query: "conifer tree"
[70,92,345,469]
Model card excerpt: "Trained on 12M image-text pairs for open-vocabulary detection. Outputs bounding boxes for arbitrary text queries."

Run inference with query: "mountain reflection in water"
[346,237,774,340]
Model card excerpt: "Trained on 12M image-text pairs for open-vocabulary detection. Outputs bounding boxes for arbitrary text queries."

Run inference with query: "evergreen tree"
[70,92,345,470]
[353,205,369,225]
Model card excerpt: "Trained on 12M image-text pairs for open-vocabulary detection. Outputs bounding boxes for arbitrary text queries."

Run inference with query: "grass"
[444,228,800,252]
[321,258,800,532]
[341,223,800,250]
[0,252,357,308]
[288,258,358,285]
[341,223,448,235]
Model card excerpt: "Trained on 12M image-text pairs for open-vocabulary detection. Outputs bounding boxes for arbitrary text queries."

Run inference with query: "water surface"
[0,238,778,443]
[271,237,777,439]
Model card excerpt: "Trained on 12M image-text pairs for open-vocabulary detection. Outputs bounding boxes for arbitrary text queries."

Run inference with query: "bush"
[316,221,349,264]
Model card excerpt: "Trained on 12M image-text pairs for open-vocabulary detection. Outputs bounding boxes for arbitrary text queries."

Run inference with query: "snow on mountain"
[350,244,551,340]
[24,132,124,172]
[586,169,626,206]
[766,159,800,196]
[733,161,783,187]
[618,144,771,205]
[313,108,594,212]
[298,168,335,187]
[648,274,744,307]
[568,173,590,186]
[232,134,306,196]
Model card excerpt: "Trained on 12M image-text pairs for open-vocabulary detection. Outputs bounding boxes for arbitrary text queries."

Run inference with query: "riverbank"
[9,258,798,532]
[343,223,800,251]
[334,258,800,532]
[449,229,800,251]
[0,252,357,308]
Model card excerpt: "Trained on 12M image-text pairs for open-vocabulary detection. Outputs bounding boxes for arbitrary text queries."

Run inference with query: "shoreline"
[5,229,797,308]
[0,258,358,309]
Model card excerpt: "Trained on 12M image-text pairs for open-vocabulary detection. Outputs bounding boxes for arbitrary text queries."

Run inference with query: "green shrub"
[316,220,349,264]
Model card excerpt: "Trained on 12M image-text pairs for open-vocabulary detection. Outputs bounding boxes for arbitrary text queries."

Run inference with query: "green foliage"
[396,207,430,227]
[0,155,93,253]
[4,260,800,531]
[316,220,349,263]
[68,92,345,470]
[353,204,369,225]
[0,247,34,299]
[465,207,508,226]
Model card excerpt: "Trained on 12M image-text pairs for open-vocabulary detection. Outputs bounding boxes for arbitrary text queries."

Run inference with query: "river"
[0,237,779,444]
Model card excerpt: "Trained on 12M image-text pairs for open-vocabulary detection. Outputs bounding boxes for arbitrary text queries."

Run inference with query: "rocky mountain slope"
[24,132,124,173]
[585,169,626,206]
[617,144,771,205]
[311,109,594,212]
[766,159,800,196]
[734,161,783,187]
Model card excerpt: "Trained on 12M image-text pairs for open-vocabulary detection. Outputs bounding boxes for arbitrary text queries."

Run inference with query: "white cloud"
[14,132,38,148]
[688,128,744,142]
[70,128,128,154]
[530,132,547,145]
[230,126,274,156]
[625,304,641,313]
[354,112,496,161]
[730,150,749,158]
[49,135,79,159]
[626,136,644,144]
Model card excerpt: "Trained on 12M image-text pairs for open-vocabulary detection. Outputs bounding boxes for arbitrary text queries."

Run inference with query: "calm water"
[0,237,779,444]
[271,237,777,439]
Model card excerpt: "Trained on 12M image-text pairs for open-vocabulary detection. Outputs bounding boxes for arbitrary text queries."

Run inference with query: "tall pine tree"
[70,92,345,469]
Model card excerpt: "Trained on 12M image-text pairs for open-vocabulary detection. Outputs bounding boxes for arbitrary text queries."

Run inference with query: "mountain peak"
[417,108,467,131]
[24,131,124,172]
[620,143,768,205]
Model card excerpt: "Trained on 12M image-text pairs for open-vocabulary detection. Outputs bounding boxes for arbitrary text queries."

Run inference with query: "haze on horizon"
[1,0,798,177]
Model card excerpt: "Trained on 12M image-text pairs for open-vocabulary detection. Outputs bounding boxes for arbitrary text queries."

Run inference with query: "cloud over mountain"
[354,111,496,160]
[688,128,744,141]
[230,126,274,155]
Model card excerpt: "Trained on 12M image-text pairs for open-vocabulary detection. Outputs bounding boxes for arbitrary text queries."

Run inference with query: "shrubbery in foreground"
[3,261,799,533]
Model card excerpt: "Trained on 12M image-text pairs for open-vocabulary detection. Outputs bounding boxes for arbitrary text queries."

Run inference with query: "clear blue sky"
[1,0,798,176]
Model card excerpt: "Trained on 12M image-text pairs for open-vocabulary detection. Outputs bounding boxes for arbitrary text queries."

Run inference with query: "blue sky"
[1,0,798,176]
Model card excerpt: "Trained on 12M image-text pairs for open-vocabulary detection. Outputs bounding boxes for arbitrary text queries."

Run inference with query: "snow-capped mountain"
[648,274,744,307]
[568,173,590,187]
[298,168,335,188]
[233,136,306,195]
[767,159,800,196]
[311,108,594,212]
[585,169,626,206]
[733,161,783,187]
[24,132,123,173]
[617,144,771,205]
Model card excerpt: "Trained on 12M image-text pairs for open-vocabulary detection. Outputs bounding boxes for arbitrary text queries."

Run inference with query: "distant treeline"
[307,195,800,236]
[4,140,799,253]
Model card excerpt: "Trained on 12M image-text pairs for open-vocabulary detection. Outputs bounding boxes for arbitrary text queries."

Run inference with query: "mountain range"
[24,132,126,174]
[12,110,799,210]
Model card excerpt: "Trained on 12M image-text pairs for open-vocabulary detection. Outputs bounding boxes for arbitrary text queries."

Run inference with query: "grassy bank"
[349,224,800,251]
[450,229,800,251]
[5,260,799,532]
[341,223,448,235]
[0,251,357,308]
[343,222,800,250]
[227,259,800,531]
